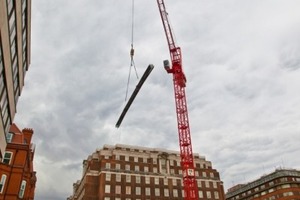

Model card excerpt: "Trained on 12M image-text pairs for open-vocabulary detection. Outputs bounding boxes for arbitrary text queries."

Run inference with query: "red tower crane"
[157,0,199,199]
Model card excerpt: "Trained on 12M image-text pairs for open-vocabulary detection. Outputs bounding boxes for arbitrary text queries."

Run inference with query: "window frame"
[18,180,26,198]
[3,151,13,165]
[0,174,7,193]
[105,185,110,193]
[6,132,14,143]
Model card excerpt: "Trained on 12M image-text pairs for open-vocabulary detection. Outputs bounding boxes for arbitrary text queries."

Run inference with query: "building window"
[135,176,140,183]
[213,181,217,188]
[154,177,159,185]
[199,191,203,198]
[205,181,210,188]
[214,191,219,199]
[9,11,16,36]
[283,192,293,196]
[145,176,150,184]
[280,177,288,182]
[202,172,207,177]
[206,191,211,199]
[153,158,157,164]
[164,188,169,197]
[0,174,7,193]
[268,188,275,193]
[6,132,14,143]
[172,179,177,186]
[269,196,276,200]
[160,158,168,174]
[105,163,110,169]
[105,185,110,193]
[135,165,139,171]
[146,187,150,196]
[18,180,26,198]
[155,188,160,196]
[105,173,111,181]
[116,163,120,170]
[0,93,10,133]
[126,175,131,182]
[174,160,177,166]
[173,189,178,197]
[197,180,202,187]
[144,166,149,172]
[210,172,214,178]
[10,39,16,60]
[164,178,168,185]
[115,185,121,194]
[136,186,141,195]
[125,164,130,170]
[281,184,290,189]
[7,0,14,14]
[170,160,174,166]
[3,152,13,165]
[116,174,121,182]
[126,186,131,194]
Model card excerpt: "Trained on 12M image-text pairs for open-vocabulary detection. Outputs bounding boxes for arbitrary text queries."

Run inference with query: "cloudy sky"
[13,0,300,199]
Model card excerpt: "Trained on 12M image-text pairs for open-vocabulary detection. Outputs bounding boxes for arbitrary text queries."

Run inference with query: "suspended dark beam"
[116,64,154,128]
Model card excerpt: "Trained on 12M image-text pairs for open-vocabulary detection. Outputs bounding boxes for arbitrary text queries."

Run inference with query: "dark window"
[3,152,12,165]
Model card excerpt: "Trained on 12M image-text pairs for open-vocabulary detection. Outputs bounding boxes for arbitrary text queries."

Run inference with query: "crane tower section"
[157,0,199,199]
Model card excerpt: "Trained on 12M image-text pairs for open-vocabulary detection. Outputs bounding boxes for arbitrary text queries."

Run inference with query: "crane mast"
[157,0,199,199]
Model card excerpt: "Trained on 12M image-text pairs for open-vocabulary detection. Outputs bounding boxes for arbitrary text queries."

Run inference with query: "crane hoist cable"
[125,0,139,101]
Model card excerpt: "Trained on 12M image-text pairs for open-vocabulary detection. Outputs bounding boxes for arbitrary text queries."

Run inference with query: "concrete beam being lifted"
[115,64,154,128]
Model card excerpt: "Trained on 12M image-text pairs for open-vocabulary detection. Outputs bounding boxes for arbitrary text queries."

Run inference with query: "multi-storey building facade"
[226,169,300,200]
[68,144,225,200]
[0,0,32,158]
[0,123,36,199]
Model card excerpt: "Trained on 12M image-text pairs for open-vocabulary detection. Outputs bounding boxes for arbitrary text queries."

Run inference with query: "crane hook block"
[130,48,135,57]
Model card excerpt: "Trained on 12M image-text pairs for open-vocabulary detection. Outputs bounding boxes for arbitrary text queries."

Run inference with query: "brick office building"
[226,168,300,200]
[0,123,36,199]
[0,0,32,158]
[68,144,225,200]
